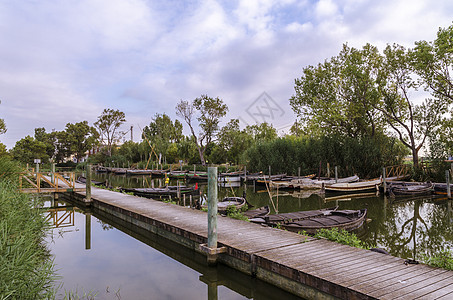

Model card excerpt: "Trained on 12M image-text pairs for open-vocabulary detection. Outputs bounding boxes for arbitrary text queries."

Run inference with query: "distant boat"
[249,207,367,234]
[76,176,105,186]
[202,196,246,213]
[243,206,270,219]
[290,175,360,190]
[386,182,433,196]
[433,183,453,195]
[121,185,198,198]
[325,178,382,193]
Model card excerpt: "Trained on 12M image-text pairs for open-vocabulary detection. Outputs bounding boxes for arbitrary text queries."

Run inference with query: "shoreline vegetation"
[0,157,57,299]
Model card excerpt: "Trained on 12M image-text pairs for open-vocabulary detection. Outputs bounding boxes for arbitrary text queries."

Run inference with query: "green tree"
[143,113,183,162]
[65,121,99,162]
[176,95,228,165]
[245,122,278,142]
[94,108,126,157]
[290,43,384,138]
[0,100,6,135]
[216,119,253,164]
[11,136,48,164]
[376,44,448,167]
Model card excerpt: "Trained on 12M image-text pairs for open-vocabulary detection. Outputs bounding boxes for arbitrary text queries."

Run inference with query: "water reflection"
[90,172,453,261]
[45,197,303,299]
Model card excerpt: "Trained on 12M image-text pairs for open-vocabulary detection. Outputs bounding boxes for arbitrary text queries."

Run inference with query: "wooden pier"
[58,182,453,299]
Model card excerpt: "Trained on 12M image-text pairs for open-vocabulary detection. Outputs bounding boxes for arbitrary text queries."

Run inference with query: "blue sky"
[1,0,452,149]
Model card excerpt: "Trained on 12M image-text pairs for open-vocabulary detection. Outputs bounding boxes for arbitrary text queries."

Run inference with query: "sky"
[1,0,452,149]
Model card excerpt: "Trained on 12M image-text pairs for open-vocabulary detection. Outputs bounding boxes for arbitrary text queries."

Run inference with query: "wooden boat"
[202,197,246,213]
[243,206,270,219]
[126,169,154,176]
[168,170,189,179]
[76,176,105,186]
[290,175,360,190]
[387,182,433,196]
[325,178,382,193]
[433,183,453,195]
[249,207,367,234]
[121,185,198,198]
[186,171,208,181]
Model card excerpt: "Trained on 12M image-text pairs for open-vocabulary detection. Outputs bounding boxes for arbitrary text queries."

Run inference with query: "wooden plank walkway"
[60,182,453,299]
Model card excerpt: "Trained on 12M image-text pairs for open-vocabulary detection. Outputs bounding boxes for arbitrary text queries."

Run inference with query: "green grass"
[311,227,370,249]
[423,250,453,270]
[0,157,57,299]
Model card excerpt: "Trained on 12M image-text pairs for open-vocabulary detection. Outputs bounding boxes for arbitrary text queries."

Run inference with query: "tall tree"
[290,43,384,138]
[94,108,126,157]
[11,136,48,164]
[142,113,183,161]
[376,44,448,167]
[176,95,228,165]
[65,121,98,162]
[216,119,253,164]
[0,100,6,135]
[244,122,278,142]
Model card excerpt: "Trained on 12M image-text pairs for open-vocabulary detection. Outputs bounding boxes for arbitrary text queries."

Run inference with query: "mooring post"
[51,163,56,185]
[85,164,92,203]
[268,165,271,180]
[244,166,247,182]
[335,166,338,183]
[208,167,218,250]
[327,163,330,178]
[447,170,451,199]
[85,213,91,250]
[298,167,301,179]
[198,166,226,265]
[383,167,387,195]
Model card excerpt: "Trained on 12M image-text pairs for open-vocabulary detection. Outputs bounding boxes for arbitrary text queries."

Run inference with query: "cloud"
[1,0,453,148]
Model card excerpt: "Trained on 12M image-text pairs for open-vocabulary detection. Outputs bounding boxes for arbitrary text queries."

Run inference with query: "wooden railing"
[385,164,411,180]
[19,171,81,193]
[45,206,75,228]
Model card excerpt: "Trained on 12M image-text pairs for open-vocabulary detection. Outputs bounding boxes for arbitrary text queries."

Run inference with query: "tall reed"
[0,157,57,299]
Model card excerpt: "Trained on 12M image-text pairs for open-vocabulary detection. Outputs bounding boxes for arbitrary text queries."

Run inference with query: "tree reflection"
[375,197,453,260]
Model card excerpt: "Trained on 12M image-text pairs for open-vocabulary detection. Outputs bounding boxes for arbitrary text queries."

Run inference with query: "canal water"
[45,173,453,299]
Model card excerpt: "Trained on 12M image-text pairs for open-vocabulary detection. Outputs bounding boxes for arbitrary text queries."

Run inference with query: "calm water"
[44,173,453,298]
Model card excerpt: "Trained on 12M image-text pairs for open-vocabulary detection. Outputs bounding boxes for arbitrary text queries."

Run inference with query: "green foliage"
[423,249,453,270]
[94,108,126,157]
[225,203,249,221]
[65,121,99,163]
[313,228,369,249]
[11,135,49,164]
[0,157,57,298]
[244,134,406,178]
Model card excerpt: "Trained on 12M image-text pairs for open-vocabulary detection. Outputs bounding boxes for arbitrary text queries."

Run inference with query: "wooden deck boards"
[65,183,453,299]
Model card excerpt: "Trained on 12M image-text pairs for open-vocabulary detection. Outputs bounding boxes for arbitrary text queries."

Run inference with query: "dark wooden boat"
[186,171,208,181]
[249,207,367,234]
[243,206,270,219]
[433,183,453,195]
[202,196,246,213]
[121,185,198,198]
[76,176,105,186]
[387,182,433,196]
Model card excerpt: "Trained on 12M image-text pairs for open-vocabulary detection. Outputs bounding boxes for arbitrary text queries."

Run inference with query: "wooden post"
[298,167,301,179]
[85,213,91,250]
[447,170,451,199]
[51,163,56,185]
[194,164,196,174]
[207,166,218,265]
[335,166,338,183]
[36,162,39,175]
[327,163,330,178]
[244,166,247,182]
[268,165,271,180]
[85,164,92,202]
[383,167,387,195]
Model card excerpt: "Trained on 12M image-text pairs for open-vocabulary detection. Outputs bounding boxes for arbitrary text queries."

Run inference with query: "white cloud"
[1,0,453,148]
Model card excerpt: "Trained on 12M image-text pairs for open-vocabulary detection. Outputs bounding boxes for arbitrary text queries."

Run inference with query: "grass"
[311,227,371,249]
[423,249,453,270]
[0,157,57,299]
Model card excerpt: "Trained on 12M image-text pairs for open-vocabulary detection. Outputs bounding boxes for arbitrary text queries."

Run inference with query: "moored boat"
[76,176,105,186]
[433,183,453,195]
[386,182,433,196]
[202,196,246,213]
[249,207,367,234]
[325,177,382,193]
[121,185,198,198]
[243,206,270,219]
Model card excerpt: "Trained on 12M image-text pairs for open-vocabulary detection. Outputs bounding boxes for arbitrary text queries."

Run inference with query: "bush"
[313,227,369,249]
